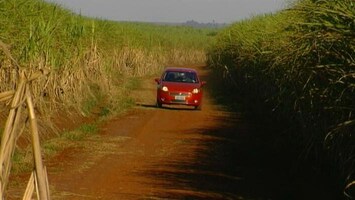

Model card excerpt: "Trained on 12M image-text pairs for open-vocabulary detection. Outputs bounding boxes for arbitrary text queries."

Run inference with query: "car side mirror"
[201,81,207,86]
[154,78,160,84]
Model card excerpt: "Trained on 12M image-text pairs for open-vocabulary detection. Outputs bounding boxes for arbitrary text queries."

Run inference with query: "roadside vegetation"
[0,0,216,174]
[207,0,354,198]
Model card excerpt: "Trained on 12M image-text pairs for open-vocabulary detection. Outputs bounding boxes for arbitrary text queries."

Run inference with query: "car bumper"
[157,91,202,106]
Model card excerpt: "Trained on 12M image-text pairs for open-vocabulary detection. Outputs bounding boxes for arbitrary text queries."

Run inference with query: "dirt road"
[39,65,337,199]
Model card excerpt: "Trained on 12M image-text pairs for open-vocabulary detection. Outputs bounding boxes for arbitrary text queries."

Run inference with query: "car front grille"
[169,92,190,96]
[171,99,186,103]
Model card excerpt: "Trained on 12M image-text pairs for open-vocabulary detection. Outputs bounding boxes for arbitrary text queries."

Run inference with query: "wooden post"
[0,91,15,102]
[22,172,35,200]
[26,86,50,200]
[0,69,50,199]
[0,72,26,197]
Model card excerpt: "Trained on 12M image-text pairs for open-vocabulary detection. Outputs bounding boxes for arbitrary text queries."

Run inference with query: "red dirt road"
[36,66,337,199]
[48,66,248,199]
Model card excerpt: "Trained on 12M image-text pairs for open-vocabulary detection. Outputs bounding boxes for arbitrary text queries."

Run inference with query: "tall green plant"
[1,0,217,137]
[207,0,354,197]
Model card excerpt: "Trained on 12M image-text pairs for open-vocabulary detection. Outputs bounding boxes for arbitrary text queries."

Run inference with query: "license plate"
[175,95,185,100]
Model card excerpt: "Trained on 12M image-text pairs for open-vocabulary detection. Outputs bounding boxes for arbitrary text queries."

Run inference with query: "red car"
[154,67,206,110]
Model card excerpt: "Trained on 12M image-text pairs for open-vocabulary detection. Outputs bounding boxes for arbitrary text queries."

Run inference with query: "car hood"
[162,82,200,92]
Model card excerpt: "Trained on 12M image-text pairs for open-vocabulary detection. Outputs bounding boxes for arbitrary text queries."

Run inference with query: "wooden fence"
[0,70,50,200]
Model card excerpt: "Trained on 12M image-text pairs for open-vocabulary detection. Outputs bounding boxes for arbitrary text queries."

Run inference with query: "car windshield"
[163,71,199,83]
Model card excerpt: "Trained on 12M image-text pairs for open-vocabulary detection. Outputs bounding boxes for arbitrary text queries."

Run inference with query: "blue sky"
[47,0,291,23]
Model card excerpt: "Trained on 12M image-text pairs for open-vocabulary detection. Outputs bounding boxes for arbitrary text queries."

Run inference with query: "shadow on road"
[136,103,198,111]
[139,113,303,199]
[136,66,341,200]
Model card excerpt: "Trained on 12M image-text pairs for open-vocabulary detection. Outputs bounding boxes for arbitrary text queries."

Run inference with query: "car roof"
[164,67,198,73]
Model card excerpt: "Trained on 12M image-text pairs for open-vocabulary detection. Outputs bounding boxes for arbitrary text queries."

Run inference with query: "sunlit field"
[0,0,218,175]
[0,0,216,121]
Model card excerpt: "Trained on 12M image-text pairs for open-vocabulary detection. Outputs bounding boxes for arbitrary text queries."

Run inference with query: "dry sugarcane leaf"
[344,180,355,199]
[0,40,20,69]
[27,69,50,82]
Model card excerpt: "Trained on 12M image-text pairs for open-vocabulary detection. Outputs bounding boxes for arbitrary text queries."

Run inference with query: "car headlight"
[192,88,199,94]
[162,86,169,92]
